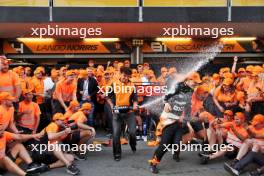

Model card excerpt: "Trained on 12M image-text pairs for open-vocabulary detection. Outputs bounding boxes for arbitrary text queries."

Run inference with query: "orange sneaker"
[120,138,128,145]
[148,156,160,165]
[147,140,159,147]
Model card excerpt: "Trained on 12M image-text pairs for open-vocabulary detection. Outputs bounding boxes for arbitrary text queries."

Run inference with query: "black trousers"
[38,103,51,132]
[104,102,113,134]
[112,112,136,156]
[51,99,70,115]
[235,151,264,173]
[153,122,184,161]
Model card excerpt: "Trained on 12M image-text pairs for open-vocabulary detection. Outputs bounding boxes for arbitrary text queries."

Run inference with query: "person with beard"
[148,72,202,174]
[0,56,21,103]
[106,67,138,161]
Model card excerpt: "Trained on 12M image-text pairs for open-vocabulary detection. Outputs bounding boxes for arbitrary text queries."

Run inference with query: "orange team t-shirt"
[222,121,248,139]
[0,105,14,130]
[53,79,77,102]
[249,125,264,140]
[30,77,45,104]
[236,77,251,91]
[191,93,204,117]
[0,131,14,158]
[0,71,21,96]
[45,122,68,142]
[18,101,41,130]
[247,81,264,98]
[64,109,74,121]
[69,111,87,124]
[214,87,237,103]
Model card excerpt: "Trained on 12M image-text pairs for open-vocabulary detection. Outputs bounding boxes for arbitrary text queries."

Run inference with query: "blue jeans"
[81,100,95,126]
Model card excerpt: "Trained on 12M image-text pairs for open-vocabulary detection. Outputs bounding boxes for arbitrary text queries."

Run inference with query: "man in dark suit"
[77,68,99,126]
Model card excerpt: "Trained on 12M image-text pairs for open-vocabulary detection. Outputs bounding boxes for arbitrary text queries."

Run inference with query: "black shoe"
[173,153,180,162]
[224,162,240,176]
[114,154,121,161]
[200,154,209,165]
[37,163,50,173]
[25,173,39,176]
[149,164,159,174]
[131,146,136,154]
[66,164,80,175]
[230,159,239,167]
[249,169,261,176]
[26,163,43,174]
[74,152,86,161]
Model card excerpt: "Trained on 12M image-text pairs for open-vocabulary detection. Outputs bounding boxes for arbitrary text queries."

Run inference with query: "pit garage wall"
[3,39,264,54]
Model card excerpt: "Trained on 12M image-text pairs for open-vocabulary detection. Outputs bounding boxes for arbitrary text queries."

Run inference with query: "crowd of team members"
[148,57,264,176]
[0,55,263,176]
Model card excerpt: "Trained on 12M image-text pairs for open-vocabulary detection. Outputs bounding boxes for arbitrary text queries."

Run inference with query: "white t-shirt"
[44,77,54,97]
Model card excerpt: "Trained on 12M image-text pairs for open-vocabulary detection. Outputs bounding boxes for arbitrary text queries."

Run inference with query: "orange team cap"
[235,112,246,121]
[246,65,254,73]
[69,100,80,109]
[224,110,233,116]
[223,72,235,79]
[53,113,66,121]
[79,70,88,77]
[66,70,75,76]
[212,73,220,80]
[238,68,246,73]
[223,78,234,86]
[80,103,92,111]
[251,114,264,126]
[252,66,263,76]
[22,89,33,96]
[196,85,209,94]
[0,92,15,101]
[118,62,124,68]
[219,67,230,74]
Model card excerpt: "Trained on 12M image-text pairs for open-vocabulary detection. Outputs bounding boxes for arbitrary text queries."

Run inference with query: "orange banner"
[142,40,257,53]
[3,39,131,54]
